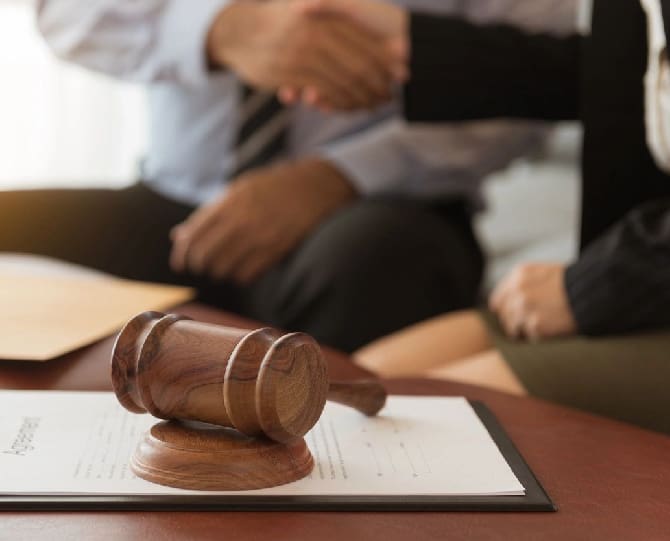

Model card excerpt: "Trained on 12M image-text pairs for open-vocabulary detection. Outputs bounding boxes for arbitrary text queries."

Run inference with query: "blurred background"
[0,0,581,288]
[0,0,146,190]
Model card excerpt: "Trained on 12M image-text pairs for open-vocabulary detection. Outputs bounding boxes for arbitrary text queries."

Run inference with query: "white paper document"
[0,392,524,497]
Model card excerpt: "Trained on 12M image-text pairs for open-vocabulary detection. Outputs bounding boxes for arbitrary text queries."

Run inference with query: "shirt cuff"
[564,259,609,335]
[156,0,230,87]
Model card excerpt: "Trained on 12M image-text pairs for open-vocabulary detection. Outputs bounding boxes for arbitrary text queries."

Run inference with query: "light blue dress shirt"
[36,0,576,207]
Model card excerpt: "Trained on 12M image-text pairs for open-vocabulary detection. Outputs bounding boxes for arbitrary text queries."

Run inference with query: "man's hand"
[303,0,408,41]
[207,0,404,111]
[279,0,410,110]
[170,159,356,285]
[489,263,577,340]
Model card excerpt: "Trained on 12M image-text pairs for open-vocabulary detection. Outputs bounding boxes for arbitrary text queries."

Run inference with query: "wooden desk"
[1,303,669,541]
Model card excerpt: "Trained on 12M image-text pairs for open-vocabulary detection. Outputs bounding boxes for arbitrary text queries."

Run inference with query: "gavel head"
[111,312,330,444]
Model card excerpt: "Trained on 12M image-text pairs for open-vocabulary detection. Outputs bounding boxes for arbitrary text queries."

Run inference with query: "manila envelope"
[0,272,194,361]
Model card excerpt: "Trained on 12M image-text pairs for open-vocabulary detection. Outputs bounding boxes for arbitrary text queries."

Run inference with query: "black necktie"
[231,85,289,178]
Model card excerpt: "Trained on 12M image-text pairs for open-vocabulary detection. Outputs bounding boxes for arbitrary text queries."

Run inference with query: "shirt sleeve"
[36,0,229,86]
[565,198,670,335]
[317,117,548,197]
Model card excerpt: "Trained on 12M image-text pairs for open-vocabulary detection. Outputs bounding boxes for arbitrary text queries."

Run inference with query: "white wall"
[0,0,147,190]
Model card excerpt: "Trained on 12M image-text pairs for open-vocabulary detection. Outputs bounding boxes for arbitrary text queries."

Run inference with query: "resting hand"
[169,159,356,285]
[279,0,410,111]
[489,263,577,340]
[208,0,402,111]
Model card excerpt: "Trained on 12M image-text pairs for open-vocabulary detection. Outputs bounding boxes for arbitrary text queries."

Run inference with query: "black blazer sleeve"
[565,198,670,335]
[404,13,582,122]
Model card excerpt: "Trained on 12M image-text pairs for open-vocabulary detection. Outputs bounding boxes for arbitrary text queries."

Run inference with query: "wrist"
[309,159,358,206]
[284,158,357,221]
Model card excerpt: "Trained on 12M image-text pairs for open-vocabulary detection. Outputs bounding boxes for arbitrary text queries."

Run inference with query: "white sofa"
[476,124,581,291]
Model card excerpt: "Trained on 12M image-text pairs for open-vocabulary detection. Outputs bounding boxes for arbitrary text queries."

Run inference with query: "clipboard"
[0,402,555,512]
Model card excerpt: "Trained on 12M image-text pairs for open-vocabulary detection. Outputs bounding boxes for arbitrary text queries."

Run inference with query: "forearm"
[565,199,670,335]
[404,13,582,122]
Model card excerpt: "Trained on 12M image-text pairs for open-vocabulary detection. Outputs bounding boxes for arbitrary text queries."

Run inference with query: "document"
[0,392,524,497]
[0,257,194,361]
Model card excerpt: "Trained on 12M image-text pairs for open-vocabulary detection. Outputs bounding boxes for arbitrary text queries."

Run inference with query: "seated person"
[298,0,670,433]
[0,0,575,353]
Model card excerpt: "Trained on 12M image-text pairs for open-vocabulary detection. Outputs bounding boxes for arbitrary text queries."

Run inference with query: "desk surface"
[1,303,669,541]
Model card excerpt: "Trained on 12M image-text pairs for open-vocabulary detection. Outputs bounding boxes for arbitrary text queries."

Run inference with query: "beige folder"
[0,260,194,362]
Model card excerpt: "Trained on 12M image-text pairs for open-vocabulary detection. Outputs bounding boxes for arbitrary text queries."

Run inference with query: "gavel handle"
[327,380,387,416]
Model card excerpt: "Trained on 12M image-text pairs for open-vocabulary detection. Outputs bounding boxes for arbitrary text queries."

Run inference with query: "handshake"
[207,0,409,112]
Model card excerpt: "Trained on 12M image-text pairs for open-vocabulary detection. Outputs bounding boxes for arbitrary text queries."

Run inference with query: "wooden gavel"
[111,312,387,444]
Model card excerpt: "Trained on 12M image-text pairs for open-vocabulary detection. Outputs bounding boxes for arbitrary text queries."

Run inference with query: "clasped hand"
[278,0,411,110]
[208,0,409,111]
[489,263,577,340]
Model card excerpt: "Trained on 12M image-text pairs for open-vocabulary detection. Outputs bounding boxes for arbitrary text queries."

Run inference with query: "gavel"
[112,312,387,444]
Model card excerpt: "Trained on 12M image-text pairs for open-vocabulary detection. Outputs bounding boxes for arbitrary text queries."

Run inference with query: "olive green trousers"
[482,311,670,435]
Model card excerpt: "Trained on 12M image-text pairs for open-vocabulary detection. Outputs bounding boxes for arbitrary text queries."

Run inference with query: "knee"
[258,199,482,351]
[278,199,482,317]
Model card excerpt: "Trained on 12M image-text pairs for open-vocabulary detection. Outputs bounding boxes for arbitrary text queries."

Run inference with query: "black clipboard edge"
[0,401,555,512]
[469,401,556,512]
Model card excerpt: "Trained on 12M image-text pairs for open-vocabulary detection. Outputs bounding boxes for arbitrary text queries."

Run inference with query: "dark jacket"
[404,0,670,335]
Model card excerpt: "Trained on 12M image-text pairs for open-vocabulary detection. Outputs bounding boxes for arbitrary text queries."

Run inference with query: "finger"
[231,249,277,285]
[489,277,513,312]
[328,20,394,99]
[185,214,249,276]
[299,21,387,109]
[169,226,191,273]
[302,86,322,107]
[278,86,299,105]
[209,232,257,281]
[179,200,222,238]
[522,314,542,341]
[171,219,218,273]
[301,86,335,113]
[498,296,526,339]
[489,286,503,313]
[495,287,525,338]
[337,19,407,83]
[300,0,396,38]
[302,44,373,110]
[328,20,396,99]
[299,0,358,21]
[171,203,224,273]
[185,224,229,276]
[296,68,351,110]
[387,38,410,81]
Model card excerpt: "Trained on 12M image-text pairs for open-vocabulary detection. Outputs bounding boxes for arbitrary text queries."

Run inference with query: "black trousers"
[0,183,483,352]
